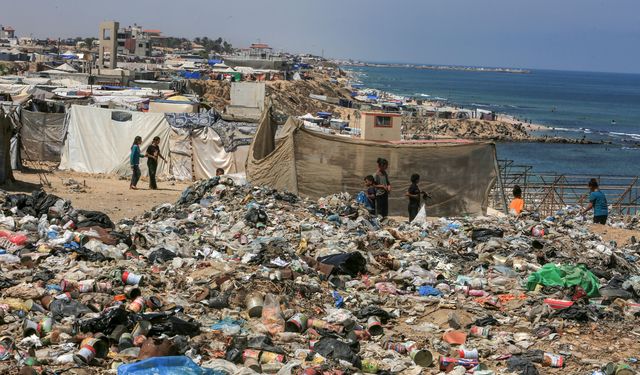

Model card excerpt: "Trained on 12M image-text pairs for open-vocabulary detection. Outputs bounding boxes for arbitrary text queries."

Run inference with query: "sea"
[345,66,640,176]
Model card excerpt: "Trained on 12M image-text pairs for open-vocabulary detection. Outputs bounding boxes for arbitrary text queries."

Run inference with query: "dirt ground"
[589,224,640,247]
[1,166,191,222]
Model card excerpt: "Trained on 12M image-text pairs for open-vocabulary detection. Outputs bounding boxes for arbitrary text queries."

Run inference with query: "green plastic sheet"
[526,263,600,297]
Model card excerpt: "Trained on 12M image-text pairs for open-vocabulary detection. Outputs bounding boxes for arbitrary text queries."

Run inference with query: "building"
[354,111,402,142]
[117,24,153,58]
[98,21,119,69]
[0,25,15,39]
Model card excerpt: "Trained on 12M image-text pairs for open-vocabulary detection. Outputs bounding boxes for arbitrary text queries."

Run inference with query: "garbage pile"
[0,178,639,375]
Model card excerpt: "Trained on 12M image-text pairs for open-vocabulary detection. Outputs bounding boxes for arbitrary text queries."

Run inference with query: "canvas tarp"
[0,108,14,184]
[20,110,67,162]
[247,113,498,217]
[60,105,170,177]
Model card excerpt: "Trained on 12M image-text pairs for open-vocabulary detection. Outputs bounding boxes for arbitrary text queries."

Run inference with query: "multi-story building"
[0,25,15,39]
[116,24,154,58]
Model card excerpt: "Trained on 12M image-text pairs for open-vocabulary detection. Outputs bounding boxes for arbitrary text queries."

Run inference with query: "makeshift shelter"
[0,107,15,184]
[60,105,170,177]
[19,109,67,162]
[165,112,256,180]
[247,110,499,217]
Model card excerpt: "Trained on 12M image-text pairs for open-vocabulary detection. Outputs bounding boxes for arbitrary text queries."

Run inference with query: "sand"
[1,166,191,222]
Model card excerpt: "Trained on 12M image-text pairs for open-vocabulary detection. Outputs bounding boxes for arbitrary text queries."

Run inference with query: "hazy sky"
[3,0,639,73]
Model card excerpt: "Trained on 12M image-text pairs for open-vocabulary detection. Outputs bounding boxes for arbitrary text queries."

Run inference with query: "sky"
[3,0,640,73]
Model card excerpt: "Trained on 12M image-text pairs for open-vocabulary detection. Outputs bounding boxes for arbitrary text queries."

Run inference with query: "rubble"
[0,178,639,374]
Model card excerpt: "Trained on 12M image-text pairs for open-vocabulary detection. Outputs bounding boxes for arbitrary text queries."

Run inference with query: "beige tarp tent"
[247,111,499,217]
[60,105,170,177]
[20,110,67,162]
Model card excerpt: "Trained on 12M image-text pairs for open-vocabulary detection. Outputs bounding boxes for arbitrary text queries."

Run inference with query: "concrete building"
[226,82,266,121]
[354,111,402,142]
[0,25,15,39]
[98,21,119,69]
[116,24,153,58]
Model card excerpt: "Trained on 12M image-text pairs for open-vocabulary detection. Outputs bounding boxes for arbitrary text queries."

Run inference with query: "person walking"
[374,158,391,218]
[129,136,144,190]
[582,178,608,224]
[146,136,166,190]
[406,173,422,222]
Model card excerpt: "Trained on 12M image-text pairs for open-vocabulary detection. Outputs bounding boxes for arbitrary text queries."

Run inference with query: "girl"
[374,158,391,217]
[130,136,144,190]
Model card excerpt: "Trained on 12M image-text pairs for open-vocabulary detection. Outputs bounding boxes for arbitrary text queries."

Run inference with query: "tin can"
[59,280,77,292]
[458,348,479,359]
[308,318,328,330]
[367,316,383,336]
[123,285,141,299]
[94,281,112,293]
[439,357,480,370]
[410,349,434,367]
[384,340,408,354]
[543,352,564,368]
[77,280,95,293]
[40,295,53,310]
[74,337,108,364]
[118,333,133,350]
[285,313,308,333]
[121,271,143,285]
[361,359,379,373]
[145,296,163,310]
[55,292,72,302]
[260,351,285,364]
[615,364,634,375]
[23,319,39,337]
[127,296,145,313]
[469,325,490,338]
[245,293,264,318]
[132,320,151,337]
[243,349,261,361]
[37,316,54,336]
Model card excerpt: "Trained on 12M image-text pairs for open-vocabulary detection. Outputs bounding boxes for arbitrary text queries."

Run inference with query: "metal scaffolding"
[491,160,640,216]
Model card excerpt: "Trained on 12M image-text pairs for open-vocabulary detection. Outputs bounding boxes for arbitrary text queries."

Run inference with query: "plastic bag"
[118,356,222,375]
[411,204,427,225]
[261,293,284,336]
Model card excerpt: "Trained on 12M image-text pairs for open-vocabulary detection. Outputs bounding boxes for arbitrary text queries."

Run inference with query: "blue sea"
[346,66,640,176]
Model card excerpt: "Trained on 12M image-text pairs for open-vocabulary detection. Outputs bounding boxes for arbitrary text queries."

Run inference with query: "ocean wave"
[610,132,640,140]
[621,147,640,151]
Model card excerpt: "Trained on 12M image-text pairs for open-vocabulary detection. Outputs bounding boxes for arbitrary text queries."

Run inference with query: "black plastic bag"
[355,306,391,323]
[148,248,178,264]
[317,252,366,277]
[471,228,504,242]
[313,337,361,368]
[75,210,114,229]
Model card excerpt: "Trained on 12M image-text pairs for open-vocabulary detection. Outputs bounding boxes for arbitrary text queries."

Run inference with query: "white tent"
[60,105,170,177]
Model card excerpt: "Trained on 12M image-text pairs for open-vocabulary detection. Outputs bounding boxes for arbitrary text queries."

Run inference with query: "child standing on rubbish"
[374,158,391,218]
[582,178,608,224]
[509,185,525,215]
[405,174,422,222]
[129,136,144,190]
[364,175,376,214]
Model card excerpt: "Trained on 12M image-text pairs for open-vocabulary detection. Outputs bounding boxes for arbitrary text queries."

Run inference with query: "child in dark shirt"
[406,174,422,222]
[364,175,376,214]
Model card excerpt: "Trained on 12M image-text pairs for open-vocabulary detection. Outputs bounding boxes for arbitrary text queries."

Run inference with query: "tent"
[59,106,257,180]
[20,109,67,162]
[247,110,499,217]
[60,105,171,177]
[0,107,15,184]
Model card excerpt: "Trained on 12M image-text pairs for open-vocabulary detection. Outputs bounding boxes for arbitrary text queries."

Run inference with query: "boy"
[364,175,376,214]
[509,185,525,215]
[406,174,422,221]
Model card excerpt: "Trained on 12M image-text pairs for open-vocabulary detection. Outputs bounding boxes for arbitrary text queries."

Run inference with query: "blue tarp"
[208,59,223,65]
[317,112,332,118]
[180,71,203,79]
[118,356,224,375]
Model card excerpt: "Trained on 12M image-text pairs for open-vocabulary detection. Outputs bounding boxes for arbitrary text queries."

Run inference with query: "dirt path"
[1,167,191,222]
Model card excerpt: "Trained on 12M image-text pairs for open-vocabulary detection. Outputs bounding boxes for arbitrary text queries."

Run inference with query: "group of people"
[508,178,608,224]
[362,158,431,221]
[362,158,609,225]
[129,136,225,190]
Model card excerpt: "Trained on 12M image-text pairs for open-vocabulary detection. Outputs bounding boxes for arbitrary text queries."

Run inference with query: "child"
[405,174,422,222]
[364,175,376,214]
[509,185,525,215]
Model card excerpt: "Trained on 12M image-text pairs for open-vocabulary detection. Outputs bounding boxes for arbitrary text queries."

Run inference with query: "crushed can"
[74,337,108,364]
[77,279,95,293]
[127,296,145,313]
[458,348,479,359]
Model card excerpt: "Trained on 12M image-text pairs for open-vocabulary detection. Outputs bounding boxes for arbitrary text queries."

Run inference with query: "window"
[374,116,392,127]
[138,43,143,48]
